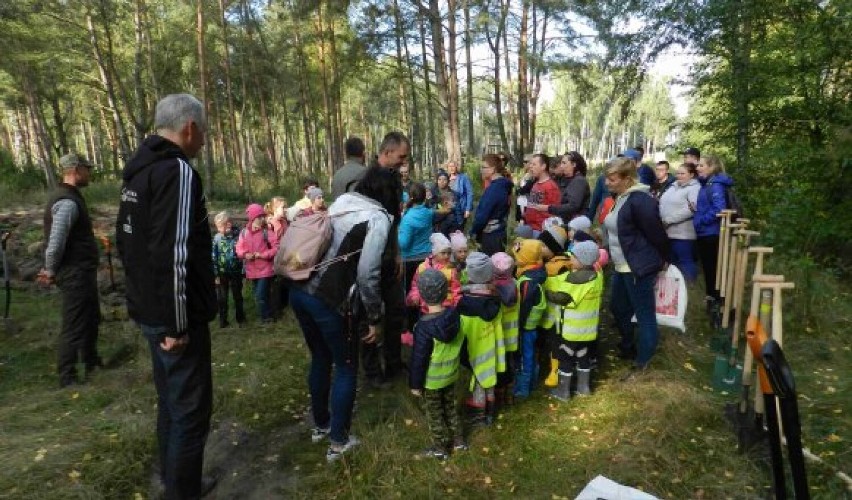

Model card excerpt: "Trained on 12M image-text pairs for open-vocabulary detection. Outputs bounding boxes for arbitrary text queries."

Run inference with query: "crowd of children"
[211,180,330,328]
[406,219,608,460]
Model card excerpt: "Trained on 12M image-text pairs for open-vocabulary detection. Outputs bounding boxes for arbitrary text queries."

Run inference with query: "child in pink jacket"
[407,233,462,313]
[236,203,279,322]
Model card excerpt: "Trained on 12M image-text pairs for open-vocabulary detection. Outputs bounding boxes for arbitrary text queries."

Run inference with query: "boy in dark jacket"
[409,269,464,461]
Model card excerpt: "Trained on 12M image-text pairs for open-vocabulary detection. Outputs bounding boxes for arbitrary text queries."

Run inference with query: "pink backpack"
[274,209,378,281]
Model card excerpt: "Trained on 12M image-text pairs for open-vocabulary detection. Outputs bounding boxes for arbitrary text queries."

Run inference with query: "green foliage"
[0,148,45,203]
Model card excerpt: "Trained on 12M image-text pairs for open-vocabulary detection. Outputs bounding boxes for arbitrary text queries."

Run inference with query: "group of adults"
[38,85,735,497]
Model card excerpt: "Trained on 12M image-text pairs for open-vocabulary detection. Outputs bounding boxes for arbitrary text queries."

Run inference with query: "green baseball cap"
[59,153,93,169]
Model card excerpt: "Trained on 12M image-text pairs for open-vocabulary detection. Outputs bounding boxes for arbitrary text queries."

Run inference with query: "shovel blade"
[712,353,743,391]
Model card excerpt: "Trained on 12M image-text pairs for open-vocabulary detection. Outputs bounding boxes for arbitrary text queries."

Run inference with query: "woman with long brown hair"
[470,154,514,255]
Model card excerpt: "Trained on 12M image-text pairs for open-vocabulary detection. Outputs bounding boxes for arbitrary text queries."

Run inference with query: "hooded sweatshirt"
[398,203,434,260]
[236,214,279,279]
[659,177,700,240]
[299,192,392,325]
[116,135,216,335]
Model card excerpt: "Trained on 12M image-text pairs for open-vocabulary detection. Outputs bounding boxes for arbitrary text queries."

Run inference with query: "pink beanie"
[450,231,468,251]
[246,203,266,221]
[491,252,514,278]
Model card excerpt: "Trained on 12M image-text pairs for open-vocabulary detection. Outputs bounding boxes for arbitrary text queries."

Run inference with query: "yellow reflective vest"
[424,331,465,390]
[500,281,520,354]
[461,313,502,389]
[550,271,604,342]
[518,274,546,331]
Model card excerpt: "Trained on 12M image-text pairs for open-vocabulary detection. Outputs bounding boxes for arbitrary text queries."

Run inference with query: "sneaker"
[421,446,448,461]
[620,364,648,382]
[311,426,330,443]
[452,437,469,452]
[326,435,360,463]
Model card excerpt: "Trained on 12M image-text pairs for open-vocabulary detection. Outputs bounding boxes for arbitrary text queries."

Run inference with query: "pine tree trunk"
[418,11,437,169]
[464,0,475,158]
[218,0,245,194]
[517,0,530,154]
[197,0,214,198]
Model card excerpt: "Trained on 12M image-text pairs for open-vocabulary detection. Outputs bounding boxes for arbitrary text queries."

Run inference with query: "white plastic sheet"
[574,475,659,500]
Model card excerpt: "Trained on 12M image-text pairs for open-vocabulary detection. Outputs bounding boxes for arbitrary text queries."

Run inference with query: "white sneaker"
[311,426,330,443]
[326,435,360,463]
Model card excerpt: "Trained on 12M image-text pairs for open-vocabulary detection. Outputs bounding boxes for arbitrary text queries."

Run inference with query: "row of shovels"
[709,211,809,499]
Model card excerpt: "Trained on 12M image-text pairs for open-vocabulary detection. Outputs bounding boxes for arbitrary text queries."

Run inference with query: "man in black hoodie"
[116,93,217,499]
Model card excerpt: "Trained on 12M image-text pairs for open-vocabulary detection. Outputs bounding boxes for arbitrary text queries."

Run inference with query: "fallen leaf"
[684,362,697,372]
[827,434,842,443]
[404,419,414,426]
[484,476,492,485]
[68,470,81,480]
[71,393,79,399]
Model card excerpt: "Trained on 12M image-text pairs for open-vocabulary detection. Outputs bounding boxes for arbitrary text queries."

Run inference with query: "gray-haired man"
[116,93,217,499]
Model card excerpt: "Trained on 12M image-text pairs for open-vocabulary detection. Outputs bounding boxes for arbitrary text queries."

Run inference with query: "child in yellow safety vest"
[545,241,604,401]
[538,225,572,389]
[512,239,547,399]
[491,252,518,408]
[458,252,502,426]
[408,269,465,461]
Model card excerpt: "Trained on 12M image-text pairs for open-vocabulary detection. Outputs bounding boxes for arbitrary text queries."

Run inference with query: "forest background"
[0,0,850,270]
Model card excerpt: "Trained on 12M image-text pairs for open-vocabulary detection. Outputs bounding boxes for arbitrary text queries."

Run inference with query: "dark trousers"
[363,264,406,379]
[268,277,289,319]
[141,323,212,500]
[696,235,721,300]
[479,229,507,256]
[611,271,658,367]
[554,339,594,371]
[403,259,423,335]
[56,267,100,383]
[423,385,461,450]
[216,275,245,326]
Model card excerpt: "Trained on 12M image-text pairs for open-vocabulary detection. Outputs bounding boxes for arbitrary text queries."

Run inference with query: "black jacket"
[548,174,591,221]
[409,308,461,391]
[616,190,669,279]
[116,135,217,335]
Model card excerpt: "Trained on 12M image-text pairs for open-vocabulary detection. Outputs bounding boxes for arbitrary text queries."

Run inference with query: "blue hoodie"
[398,203,434,259]
[694,173,734,237]
[470,176,513,237]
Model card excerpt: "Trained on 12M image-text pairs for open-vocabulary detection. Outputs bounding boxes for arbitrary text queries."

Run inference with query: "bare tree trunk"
[241,0,279,188]
[517,0,530,154]
[86,10,131,162]
[418,10,437,168]
[528,3,548,153]
[133,0,148,146]
[218,0,245,194]
[464,0,475,158]
[427,0,461,163]
[392,0,409,135]
[501,0,518,158]
[50,94,69,154]
[485,0,509,154]
[23,84,57,186]
[196,0,214,197]
[396,0,422,175]
[315,2,336,181]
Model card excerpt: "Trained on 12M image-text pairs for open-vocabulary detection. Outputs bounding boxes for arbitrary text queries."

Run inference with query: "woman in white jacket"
[659,163,701,282]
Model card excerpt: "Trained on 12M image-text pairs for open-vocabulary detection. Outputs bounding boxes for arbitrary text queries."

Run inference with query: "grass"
[1,199,850,498]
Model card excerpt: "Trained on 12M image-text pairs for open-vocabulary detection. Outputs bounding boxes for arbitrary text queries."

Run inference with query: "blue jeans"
[290,288,358,445]
[610,272,659,367]
[669,239,698,283]
[251,277,271,320]
[141,323,212,500]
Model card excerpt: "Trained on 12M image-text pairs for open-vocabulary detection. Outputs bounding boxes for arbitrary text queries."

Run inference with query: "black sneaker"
[452,437,469,452]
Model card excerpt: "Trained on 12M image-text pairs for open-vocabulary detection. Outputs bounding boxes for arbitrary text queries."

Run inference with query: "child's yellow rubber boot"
[544,357,559,387]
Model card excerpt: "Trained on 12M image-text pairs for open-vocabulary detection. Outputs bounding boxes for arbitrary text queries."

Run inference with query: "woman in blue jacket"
[470,154,513,255]
[602,158,668,378]
[447,160,474,228]
[693,154,734,305]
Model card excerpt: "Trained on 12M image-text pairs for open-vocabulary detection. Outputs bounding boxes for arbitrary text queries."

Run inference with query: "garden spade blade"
[1,231,18,335]
[712,346,742,391]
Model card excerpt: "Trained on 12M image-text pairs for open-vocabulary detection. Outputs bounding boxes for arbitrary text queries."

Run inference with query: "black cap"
[681,147,700,158]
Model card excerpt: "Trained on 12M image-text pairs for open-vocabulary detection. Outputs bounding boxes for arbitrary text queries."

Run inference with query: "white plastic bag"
[631,265,688,333]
